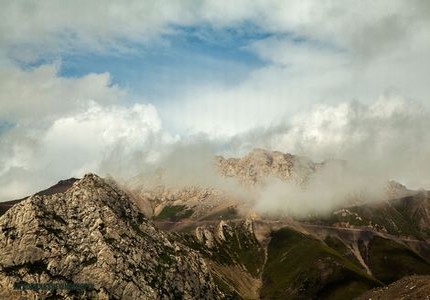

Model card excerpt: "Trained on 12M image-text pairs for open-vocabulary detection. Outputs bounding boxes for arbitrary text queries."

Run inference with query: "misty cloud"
[0,1,429,220]
[0,64,125,122]
[238,97,430,190]
[0,101,173,201]
[254,161,388,218]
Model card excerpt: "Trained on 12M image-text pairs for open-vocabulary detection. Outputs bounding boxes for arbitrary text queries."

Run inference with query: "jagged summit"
[0,173,222,299]
[216,148,316,185]
[242,148,292,163]
[0,177,79,217]
[76,172,104,185]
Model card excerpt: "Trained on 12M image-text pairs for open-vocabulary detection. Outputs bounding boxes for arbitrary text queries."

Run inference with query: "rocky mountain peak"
[0,173,222,299]
[75,172,106,187]
[216,148,315,185]
[244,148,277,163]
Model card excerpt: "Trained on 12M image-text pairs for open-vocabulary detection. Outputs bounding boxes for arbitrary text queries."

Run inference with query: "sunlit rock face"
[0,174,223,300]
[216,148,317,186]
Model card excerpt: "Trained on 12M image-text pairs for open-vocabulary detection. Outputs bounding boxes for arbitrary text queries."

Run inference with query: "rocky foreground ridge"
[0,174,223,299]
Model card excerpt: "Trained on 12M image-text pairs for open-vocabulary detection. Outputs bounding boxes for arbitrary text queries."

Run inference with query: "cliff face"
[216,148,317,186]
[0,174,222,299]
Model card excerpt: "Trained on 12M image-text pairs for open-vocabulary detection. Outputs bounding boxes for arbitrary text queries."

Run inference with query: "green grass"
[153,205,194,222]
[367,236,430,283]
[233,225,265,276]
[314,200,426,239]
[317,280,374,299]
[361,205,423,237]
[324,236,360,265]
[260,228,379,300]
[181,221,265,277]
[211,272,242,300]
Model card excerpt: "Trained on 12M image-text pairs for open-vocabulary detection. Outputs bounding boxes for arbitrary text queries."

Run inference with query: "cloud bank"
[0,64,176,200]
[0,64,124,122]
[0,1,429,217]
[0,100,175,200]
[255,165,388,218]
[250,97,430,190]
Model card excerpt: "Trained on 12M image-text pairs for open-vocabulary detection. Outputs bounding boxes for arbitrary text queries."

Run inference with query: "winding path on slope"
[154,218,427,244]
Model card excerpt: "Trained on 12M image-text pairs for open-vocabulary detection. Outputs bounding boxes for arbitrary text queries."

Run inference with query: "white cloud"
[161,5,430,137]
[2,1,429,61]
[0,61,176,201]
[3,2,430,127]
[255,166,387,217]
[234,96,430,190]
[1,0,430,207]
[41,102,167,172]
[0,102,175,201]
[0,64,125,122]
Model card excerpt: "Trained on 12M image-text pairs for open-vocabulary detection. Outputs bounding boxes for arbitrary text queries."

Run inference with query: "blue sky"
[18,23,270,103]
[1,1,430,200]
[0,121,14,135]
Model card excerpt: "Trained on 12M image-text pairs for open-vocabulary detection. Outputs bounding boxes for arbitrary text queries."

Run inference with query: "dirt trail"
[155,218,427,244]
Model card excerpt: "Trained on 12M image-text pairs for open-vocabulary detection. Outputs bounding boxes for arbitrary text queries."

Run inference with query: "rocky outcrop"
[216,148,317,186]
[0,178,78,217]
[137,186,221,215]
[185,219,265,299]
[0,174,222,299]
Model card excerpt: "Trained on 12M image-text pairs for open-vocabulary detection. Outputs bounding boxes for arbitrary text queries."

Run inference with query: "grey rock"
[0,174,223,299]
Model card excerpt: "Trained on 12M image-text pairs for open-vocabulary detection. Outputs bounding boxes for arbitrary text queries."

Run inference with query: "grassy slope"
[153,205,194,222]
[261,228,379,300]
[179,220,430,299]
[315,196,430,239]
[181,221,265,299]
[183,222,265,277]
[367,236,430,283]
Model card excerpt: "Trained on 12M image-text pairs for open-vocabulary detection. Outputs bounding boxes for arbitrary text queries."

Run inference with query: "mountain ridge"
[1,149,430,299]
[0,174,223,299]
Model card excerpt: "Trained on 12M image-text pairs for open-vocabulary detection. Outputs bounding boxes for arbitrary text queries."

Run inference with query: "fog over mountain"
[3,2,430,299]
[1,1,430,203]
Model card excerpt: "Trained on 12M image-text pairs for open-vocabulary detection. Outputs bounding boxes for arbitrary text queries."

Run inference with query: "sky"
[1,0,430,201]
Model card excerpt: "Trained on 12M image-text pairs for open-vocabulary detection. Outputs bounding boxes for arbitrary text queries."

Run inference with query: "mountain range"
[1,149,430,299]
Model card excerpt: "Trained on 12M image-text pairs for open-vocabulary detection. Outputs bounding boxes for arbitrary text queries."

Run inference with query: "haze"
[1,1,429,210]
